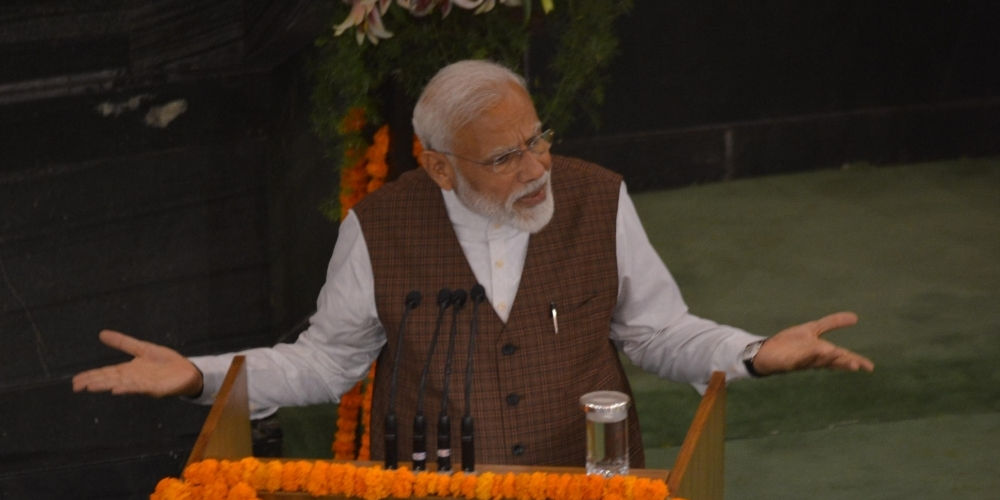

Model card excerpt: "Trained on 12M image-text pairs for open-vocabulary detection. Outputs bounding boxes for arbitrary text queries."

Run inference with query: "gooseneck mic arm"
[462,284,486,472]
[438,288,467,472]
[413,288,452,471]
[384,290,421,470]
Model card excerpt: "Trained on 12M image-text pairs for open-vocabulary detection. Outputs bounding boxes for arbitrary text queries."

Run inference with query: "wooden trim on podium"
[186,355,253,466]
[667,371,726,500]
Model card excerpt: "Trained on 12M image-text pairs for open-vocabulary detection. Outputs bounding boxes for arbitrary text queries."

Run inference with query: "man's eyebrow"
[483,123,543,158]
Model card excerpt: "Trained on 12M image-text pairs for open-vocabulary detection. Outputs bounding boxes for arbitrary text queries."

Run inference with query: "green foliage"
[536,0,633,133]
[310,0,632,220]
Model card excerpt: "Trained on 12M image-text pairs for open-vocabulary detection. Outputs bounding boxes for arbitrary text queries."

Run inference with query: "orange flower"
[435,473,452,496]
[412,135,424,159]
[225,482,259,500]
[326,463,346,496]
[475,472,496,500]
[461,473,478,499]
[528,472,547,500]
[648,480,669,500]
[345,164,370,192]
[583,475,606,500]
[363,467,390,500]
[564,475,584,500]
[219,459,244,488]
[448,471,465,497]
[498,472,517,499]
[239,457,260,487]
[353,465,369,499]
[621,476,636,500]
[335,383,365,459]
[339,107,367,135]
[559,474,575,500]
[390,467,415,498]
[603,493,625,500]
[280,460,312,492]
[262,460,283,492]
[366,176,386,194]
[369,125,391,159]
[202,481,229,500]
[341,463,358,497]
[183,459,218,486]
[306,461,331,496]
[366,160,389,181]
[514,473,532,500]
[413,471,433,497]
[606,476,625,497]
[544,473,563,500]
[151,477,187,500]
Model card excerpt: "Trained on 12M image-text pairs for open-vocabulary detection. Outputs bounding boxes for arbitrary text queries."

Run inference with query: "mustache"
[506,171,551,209]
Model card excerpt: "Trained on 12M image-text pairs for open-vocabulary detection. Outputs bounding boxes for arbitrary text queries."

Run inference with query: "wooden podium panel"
[188,359,725,500]
[667,372,726,500]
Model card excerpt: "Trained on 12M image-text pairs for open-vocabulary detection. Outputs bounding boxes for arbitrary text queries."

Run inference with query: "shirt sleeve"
[188,209,386,418]
[609,182,765,393]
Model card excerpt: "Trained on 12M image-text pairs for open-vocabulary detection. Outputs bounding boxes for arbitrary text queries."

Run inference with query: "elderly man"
[74,60,873,468]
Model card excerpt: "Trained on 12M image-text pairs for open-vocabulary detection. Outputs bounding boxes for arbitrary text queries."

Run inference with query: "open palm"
[752,312,875,376]
[72,330,202,398]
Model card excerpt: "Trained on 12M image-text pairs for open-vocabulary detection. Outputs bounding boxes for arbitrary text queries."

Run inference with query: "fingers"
[72,365,135,394]
[807,343,875,372]
[98,330,149,357]
[811,312,859,336]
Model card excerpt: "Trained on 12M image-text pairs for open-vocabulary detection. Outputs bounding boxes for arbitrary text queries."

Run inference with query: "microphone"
[385,290,421,470]
[462,284,486,472]
[413,288,452,471]
[438,289,467,472]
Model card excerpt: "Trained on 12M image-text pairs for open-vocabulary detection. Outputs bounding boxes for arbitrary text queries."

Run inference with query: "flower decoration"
[156,459,673,500]
[336,0,394,45]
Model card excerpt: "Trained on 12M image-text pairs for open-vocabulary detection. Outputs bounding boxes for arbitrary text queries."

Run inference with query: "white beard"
[453,168,555,234]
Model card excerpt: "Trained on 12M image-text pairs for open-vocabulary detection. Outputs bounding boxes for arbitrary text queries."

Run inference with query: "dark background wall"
[555,0,1000,190]
[0,1,997,499]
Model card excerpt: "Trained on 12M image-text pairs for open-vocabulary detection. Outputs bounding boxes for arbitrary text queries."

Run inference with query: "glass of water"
[580,390,630,476]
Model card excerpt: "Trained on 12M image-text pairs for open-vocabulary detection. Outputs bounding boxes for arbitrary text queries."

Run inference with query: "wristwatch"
[742,339,767,377]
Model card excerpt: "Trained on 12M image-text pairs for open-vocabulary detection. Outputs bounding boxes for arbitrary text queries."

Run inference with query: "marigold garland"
[155,458,674,500]
[334,382,364,460]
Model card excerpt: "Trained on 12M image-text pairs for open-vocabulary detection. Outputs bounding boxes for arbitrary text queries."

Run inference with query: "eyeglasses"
[439,129,554,174]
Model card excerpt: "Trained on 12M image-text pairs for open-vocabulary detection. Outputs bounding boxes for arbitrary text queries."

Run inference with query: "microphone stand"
[385,290,421,470]
[438,289,466,472]
[462,284,486,472]
[413,288,452,471]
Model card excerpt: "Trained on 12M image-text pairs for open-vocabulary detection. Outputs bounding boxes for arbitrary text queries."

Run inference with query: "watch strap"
[742,339,767,377]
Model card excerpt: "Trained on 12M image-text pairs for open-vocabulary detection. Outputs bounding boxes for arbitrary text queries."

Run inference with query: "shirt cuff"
[186,355,234,405]
[185,354,280,420]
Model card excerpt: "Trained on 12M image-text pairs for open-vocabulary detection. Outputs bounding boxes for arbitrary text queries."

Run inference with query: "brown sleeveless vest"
[353,155,645,468]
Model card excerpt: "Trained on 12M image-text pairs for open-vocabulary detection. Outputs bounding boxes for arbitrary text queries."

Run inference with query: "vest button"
[502,344,517,355]
[506,393,520,406]
[512,444,525,456]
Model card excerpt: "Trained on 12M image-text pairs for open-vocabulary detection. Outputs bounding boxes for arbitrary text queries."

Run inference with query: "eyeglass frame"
[434,129,554,174]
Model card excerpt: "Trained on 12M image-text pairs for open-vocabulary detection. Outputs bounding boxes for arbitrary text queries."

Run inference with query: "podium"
[187,357,726,500]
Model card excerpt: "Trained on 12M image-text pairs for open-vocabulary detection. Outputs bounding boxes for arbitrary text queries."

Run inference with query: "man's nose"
[517,151,549,183]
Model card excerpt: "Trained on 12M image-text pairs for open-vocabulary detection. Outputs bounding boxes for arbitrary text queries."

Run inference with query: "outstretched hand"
[72,330,203,398]
[752,312,874,376]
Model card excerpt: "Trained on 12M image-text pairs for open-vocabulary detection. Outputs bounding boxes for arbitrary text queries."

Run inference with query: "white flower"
[334,0,394,45]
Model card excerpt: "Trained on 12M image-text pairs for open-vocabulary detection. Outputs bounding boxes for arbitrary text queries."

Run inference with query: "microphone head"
[405,290,422,309]
[437,288,453,308]
[470,284,486,305]
[451,288,467,307]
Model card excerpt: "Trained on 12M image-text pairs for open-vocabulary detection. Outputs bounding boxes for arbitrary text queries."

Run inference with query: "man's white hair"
[412,60,527,153]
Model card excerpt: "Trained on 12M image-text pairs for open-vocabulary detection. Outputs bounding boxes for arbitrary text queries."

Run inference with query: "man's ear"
[420,151,455,191]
